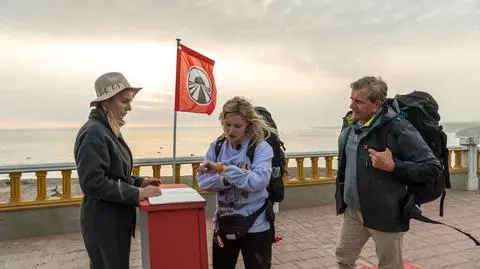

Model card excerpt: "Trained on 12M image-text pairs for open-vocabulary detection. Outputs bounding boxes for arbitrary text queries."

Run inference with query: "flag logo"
[175,44,216,115]
[187,67,212,105]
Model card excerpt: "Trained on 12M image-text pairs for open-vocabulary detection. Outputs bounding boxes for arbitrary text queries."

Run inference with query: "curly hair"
[219,96,275,147]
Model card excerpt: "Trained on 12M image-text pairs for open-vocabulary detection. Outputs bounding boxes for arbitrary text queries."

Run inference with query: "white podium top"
[148,187,206,205]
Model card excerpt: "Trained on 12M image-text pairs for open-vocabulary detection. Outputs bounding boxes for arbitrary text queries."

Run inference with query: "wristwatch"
[216,162,224,174]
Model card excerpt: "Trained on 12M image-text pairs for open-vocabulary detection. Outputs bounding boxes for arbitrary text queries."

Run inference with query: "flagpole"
[173,38,181,182]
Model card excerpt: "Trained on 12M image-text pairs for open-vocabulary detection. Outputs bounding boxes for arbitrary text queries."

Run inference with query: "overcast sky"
[1,0,479,130]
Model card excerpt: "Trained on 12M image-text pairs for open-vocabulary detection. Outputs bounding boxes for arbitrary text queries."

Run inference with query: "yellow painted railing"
[0,148,471,212]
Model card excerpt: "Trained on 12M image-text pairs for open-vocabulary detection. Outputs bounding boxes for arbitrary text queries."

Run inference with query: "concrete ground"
[1,190,480,269]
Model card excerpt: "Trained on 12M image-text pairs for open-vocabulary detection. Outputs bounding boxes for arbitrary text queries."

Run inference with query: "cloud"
[1,0,480,128]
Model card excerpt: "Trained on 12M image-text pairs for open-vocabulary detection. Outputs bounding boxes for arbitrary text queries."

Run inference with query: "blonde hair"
[95,89,134,137]
[219,96,275,147]
[94,102,121,137]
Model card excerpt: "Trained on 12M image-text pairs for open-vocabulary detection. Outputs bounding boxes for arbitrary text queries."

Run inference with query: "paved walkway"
[1,191,480,269]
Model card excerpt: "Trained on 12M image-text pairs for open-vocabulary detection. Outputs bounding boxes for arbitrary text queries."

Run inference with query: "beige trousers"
[335,207,405,269]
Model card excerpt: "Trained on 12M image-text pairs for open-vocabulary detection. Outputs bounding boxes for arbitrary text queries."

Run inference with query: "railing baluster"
[152,165,161,179]
[0,149,467,210]
[61,170,72,199]
[454,150,462,169]
[9,172,21,203]
[477,152,480,171]
[283,158,290,183]
[192,163,200,189]
[133,166,140,176]
[325,156,334,178]
[175,164,181,184]
[35,171,47,201]
[284,158,289,184]
[296,158,305,180]
[311,157,319,179]
[448,150,452,170]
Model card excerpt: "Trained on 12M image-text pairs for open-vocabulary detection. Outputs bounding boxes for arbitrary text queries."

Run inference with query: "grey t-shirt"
[343,127,368,210]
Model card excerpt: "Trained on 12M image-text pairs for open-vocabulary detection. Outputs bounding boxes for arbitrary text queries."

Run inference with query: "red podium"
[139,184,208,269]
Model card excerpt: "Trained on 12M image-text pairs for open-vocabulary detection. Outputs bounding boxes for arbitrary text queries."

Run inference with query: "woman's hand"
[138,185,162,200]
[197,161,220,175]
[141,177,161,187]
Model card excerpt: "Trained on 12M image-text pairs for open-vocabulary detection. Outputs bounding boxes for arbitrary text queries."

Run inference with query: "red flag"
[175,44,217,115]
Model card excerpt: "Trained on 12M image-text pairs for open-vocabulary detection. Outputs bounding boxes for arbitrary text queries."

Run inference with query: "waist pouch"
[217,200,269,239]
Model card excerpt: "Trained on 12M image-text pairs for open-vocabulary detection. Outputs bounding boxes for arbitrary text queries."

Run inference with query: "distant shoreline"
[0,126,222,131]
[1,121,479,132]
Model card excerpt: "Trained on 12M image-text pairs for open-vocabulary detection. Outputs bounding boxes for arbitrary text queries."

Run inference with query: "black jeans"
[212,229,272,269]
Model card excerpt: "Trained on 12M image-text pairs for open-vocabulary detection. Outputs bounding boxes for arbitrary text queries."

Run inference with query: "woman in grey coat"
[74,72,162,269]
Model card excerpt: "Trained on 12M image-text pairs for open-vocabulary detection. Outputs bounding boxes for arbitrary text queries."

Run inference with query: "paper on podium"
[148,187,205,205]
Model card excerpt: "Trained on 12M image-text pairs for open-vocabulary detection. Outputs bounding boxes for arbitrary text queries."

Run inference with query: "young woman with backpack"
[197,96,275,269]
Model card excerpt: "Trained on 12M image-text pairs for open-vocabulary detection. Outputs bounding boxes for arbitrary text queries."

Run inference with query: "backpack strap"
[245,199,269,223]
[216,136,256,164]
[214,136,227,161]
[383,116,403,156]
[405,195,480,246]
[439,129,450,217]
[279,139,286,151]
[440,131,451,189]
[439,191,447,217]
[246,139,256,164]
[413,211,480,245]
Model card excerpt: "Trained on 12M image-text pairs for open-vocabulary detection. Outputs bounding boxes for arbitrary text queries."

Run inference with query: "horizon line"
[0,120,479,132]
[0,125,221,131]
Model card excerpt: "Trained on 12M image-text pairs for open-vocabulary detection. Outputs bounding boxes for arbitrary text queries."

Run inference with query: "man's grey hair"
[350,76,388,102]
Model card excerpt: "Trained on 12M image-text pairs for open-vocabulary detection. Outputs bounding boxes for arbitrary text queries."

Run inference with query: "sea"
[0,122,478,179]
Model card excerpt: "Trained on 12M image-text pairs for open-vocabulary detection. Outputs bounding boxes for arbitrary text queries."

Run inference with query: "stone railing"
[0,148,474,212]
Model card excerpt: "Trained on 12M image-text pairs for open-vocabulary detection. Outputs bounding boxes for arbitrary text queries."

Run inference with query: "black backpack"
[394,91,451,213]
[393,91,479,246]
[214,106,286,203]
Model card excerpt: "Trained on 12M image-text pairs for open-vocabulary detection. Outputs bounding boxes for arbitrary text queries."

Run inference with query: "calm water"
[0,126,342,166]
[0,124,468,166]
[0,125,339,179]
[0,122,470,179]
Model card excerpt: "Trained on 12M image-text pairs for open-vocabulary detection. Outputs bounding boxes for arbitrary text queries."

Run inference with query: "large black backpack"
[394,91,451,213]
[214,106,286,203]
[394,91,479,246]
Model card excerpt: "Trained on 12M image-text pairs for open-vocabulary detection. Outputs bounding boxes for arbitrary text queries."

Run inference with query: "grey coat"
[74,108,144,269]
